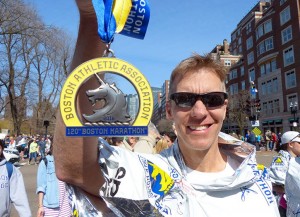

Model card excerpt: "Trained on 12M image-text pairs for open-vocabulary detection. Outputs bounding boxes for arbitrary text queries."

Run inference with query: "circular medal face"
[60,57,153,137]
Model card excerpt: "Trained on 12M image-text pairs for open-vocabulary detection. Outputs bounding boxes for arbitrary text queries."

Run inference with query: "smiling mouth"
[188,125,210,131]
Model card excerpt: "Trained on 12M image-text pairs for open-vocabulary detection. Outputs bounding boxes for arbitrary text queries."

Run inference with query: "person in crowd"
[0,139,31,217]
[38,137,47,161]
[45,136,52,155]
[36,144,71,217]
[163,131,177,144]
[285,155,300,217]
[155,137,172,154]
[53,1,280,216]
[270,132,278,151]
[265,130,272,151]
[111,137,131,151]
[8,136,16,149]
[269,131,300,217]
[133,122,161,154]
[238,134,245,141]
[4,135,10,148]
[16,135,28,161]
[28,137,38,165]
[121,136,138,151]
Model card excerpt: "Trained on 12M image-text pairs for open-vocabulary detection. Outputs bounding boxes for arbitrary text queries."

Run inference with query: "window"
[274,99,280,113]
[287,95,298,111]
[280,6,291,25]
[265,37,274,51]
[238,46,242,53]
[280,0,287,5]
[257,42,265,56]
[232,69,237,78]
[273,78,279,93]
[268,101,274,114]
[260,59,277,76]
[246,37,253,50]
[281,25,292,44]
[232,32,236,41]
[238,38,241,45]
[240,66,244,76]
[286,70,296,88]
[263,102,268,114]
[262,82,266,95]
[256,25,264,39]
[241,80,245,90]
[271,59,277,71]
[249,68,255,81]
[229,83,239,95]
[224,59,231,66]
[257,37,274,56]
[260,65,265,75]
[283,46,295,66]
[267,80,272,94]
[256,19,272,40]
[264,20,272,33]
[246,22,252,34]
[247,52,254,64]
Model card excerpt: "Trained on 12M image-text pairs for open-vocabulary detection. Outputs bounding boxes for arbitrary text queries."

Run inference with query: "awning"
[275,119,282,124]
[289,118,299,123]
[268,120,274,124]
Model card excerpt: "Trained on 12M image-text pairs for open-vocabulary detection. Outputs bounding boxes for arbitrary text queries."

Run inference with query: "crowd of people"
[230,130,283,152]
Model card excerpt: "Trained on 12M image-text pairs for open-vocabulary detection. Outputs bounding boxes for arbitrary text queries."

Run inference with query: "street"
[10,150,276,217]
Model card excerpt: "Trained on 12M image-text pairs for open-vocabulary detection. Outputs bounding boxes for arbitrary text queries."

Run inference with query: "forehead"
[173,69,225,92]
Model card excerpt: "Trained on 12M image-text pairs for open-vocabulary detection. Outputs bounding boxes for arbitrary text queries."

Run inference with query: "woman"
[0,139,31,217]
[36,144,71,217]
[269,131,300,217]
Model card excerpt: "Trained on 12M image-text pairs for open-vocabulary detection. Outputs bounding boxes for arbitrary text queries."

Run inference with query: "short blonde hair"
[169,53,228,96]
[155,138,169,154]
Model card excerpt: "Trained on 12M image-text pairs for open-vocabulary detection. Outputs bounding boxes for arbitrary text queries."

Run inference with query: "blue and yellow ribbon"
[92,0,150,43]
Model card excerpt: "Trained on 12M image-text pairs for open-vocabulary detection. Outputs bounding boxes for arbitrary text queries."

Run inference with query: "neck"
[180,143,227,172]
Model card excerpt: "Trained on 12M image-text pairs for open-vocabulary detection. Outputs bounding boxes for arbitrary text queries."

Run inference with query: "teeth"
[189,125,208,130]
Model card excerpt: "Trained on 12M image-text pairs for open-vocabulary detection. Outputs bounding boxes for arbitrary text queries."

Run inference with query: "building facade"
[151,81,169,125]
[227,0,300,134]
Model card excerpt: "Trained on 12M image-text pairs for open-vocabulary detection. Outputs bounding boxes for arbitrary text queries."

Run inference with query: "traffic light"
[249,115,256,121]
[246,100,251,114]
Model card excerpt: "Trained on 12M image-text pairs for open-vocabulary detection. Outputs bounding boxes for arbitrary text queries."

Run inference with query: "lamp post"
[290,102,298,130]
[43,120,50,138]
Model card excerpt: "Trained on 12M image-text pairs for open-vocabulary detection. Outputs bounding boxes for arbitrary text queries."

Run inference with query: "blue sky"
[25,0,259,94]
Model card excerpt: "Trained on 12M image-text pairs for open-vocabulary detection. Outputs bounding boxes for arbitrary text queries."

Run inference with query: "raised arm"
[53,0,106,196]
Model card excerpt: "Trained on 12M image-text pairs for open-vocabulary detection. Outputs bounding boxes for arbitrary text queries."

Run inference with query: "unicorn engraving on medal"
[82,74,132,125]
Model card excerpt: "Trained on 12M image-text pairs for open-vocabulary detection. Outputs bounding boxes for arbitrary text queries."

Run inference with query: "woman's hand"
[37,206,44,217]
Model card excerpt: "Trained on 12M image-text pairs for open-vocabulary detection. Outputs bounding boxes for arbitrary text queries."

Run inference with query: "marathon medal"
[60,0,151,137]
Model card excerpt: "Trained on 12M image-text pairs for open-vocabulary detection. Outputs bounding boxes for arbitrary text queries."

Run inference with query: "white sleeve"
[9,167,32,217]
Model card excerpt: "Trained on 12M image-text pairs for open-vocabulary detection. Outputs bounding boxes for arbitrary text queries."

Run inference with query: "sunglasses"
[170,92,228,108]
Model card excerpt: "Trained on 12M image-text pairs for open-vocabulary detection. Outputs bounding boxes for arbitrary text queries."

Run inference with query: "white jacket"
[97,133,279,217]
[285,157,300,217]
[68,133,280,217]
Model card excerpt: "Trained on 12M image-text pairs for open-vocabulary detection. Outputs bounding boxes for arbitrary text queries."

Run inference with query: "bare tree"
[30,27,72,134]
[0,0,72,135]
[227,90,250,135]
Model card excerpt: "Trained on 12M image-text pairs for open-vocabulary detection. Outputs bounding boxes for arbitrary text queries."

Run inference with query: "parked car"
[3,148,20,164]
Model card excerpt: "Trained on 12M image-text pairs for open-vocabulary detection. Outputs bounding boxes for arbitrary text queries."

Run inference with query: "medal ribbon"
[92,0,150,43]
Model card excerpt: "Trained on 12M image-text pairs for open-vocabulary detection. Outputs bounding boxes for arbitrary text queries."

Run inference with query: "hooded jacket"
[0,158,31,217]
